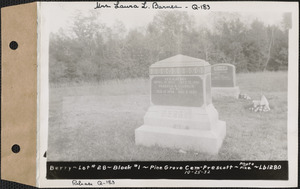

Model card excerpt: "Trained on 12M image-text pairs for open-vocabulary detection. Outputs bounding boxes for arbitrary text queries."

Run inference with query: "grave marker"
[135,54,226,154]
[211,63,240,98]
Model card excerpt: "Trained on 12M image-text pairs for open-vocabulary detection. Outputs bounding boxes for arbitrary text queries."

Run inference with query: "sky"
[41,2,288,34]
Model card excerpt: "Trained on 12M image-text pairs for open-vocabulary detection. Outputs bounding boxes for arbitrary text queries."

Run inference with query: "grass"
[48,71,287,161]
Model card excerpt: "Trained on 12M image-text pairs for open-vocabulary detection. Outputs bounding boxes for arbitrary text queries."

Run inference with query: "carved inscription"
[150,67,205,75]
[151,76,203,107]
[161,110,192,119]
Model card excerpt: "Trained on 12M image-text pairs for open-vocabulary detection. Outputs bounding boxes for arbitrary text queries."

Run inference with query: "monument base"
[212,86,240,99]
[135,121,226,155]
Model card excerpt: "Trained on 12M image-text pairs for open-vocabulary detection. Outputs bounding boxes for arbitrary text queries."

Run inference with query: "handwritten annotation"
[94,1,210,10]
[72,180,115,186]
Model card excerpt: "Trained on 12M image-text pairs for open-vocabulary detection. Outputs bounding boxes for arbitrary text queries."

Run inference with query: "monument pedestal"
[212,86,240,99]
[135,104,226,155]
[135,120,226,155]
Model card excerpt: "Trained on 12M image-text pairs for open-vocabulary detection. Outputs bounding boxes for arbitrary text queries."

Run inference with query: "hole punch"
[9,41,18,50]
[11,144,20,153]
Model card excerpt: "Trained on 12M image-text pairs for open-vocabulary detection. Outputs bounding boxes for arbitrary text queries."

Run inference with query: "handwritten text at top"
[94,2,210,10]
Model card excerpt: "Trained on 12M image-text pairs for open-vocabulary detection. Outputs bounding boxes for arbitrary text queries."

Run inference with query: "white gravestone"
[135,54,226,154]
[211,63,240,98]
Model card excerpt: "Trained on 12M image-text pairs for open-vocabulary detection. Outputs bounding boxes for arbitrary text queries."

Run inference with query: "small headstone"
[135,54,226,155]
[211,63,240,98]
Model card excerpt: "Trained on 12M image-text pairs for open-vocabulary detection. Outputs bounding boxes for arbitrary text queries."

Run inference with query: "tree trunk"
[263,27,274,71]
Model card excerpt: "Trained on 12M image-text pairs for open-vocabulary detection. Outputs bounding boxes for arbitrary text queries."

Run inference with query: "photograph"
[34,1,298,187]
[46,2,290,162]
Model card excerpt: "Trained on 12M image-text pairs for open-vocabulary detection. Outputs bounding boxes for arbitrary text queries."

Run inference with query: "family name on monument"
[135,54,226,154]
[211,63,240,98]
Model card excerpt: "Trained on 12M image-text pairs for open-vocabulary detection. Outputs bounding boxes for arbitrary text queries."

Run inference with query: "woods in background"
[49,11,290,84]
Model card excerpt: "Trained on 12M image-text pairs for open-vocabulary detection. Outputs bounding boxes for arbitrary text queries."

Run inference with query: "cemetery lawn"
[48,71,287,161]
